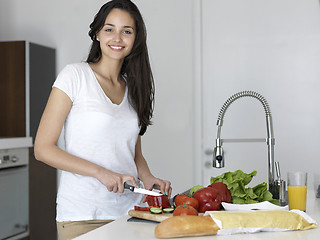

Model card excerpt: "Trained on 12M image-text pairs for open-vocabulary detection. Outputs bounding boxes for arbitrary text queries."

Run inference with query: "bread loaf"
[154,215,219,239]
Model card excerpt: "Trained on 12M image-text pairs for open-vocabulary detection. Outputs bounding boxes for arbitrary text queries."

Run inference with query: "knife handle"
[124,183,134,192]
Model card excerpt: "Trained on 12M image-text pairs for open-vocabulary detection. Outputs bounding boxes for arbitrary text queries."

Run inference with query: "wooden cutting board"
[128,210,173,222]
[128,210,204,222]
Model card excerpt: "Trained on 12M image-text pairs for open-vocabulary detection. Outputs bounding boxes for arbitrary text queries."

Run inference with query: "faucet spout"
[213,91,276,196]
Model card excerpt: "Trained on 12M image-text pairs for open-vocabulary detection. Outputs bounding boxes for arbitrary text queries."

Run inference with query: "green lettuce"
[210,170,279,205]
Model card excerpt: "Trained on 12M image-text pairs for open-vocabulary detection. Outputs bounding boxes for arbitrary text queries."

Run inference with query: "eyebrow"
[105,23,134,30]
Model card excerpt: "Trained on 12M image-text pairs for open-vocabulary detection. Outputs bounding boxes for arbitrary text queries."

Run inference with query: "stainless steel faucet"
[213,91,276,196]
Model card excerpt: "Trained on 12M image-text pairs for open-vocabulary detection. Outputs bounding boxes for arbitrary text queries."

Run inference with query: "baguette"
[154,215,219,239]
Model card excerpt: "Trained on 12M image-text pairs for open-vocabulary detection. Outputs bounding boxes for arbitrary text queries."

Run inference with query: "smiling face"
[96,8,136,62]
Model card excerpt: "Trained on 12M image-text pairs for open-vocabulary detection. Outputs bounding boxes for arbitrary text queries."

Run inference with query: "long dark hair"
[87,0,154,136]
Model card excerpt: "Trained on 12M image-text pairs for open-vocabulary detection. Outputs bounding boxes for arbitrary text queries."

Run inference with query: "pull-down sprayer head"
[213,136,224,168]
[213,146,224,168]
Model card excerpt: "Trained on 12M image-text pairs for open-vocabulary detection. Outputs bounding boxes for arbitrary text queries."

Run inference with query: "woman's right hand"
[96,168,137,194]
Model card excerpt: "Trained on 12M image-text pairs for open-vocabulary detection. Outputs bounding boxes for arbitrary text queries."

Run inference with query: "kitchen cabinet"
[0,41,57,240]
[0,41,55,140]
[28,147,57,240]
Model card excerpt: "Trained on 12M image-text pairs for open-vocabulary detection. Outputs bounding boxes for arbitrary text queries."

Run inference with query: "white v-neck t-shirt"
[53,62,144,221]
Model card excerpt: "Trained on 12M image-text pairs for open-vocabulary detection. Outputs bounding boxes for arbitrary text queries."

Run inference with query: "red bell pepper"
[145,195,171,208]
[208,182,232,203]
[134,206,151,211]
[193,182,232,213]
[193,187,222,212]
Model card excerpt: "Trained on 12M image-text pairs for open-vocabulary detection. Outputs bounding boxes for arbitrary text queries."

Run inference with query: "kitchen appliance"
[0,137,32,240]
[211,91,277,197]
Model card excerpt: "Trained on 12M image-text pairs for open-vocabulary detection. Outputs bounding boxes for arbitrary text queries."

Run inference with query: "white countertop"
[74,191,320,240]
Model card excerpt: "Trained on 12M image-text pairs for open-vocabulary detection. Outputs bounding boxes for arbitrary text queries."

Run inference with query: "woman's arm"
[134,136,172,196]
[34,87,136,193]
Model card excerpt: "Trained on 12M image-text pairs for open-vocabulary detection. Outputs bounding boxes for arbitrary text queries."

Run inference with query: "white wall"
[201,0,320,190]
[136,1,195,194]
[0,0,195,195]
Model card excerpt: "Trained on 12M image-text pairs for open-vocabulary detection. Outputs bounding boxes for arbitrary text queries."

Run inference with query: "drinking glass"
[287,172,307,211]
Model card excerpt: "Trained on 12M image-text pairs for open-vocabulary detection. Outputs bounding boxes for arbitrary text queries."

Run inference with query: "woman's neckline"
[86,62,127,106]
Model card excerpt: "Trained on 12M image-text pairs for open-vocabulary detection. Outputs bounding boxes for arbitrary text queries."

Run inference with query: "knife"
[124,183,162,196]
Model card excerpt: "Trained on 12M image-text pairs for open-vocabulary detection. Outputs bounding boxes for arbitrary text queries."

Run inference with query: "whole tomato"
[174,194,189,207]
[180,197,199,211]
[173,204,198,216]
[145,195,171,208]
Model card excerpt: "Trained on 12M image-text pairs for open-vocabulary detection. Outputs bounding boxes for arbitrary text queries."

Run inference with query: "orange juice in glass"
[287,172,307,211]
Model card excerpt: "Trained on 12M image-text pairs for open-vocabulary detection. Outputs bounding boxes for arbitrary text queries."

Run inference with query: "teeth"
[110,46,123,50]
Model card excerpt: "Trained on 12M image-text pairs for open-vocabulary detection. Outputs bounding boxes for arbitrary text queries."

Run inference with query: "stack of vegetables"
[171,181,232,215]
[173,170,279,215]
[135,170,279,216]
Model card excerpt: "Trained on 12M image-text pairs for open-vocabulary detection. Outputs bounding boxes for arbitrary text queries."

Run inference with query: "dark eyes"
[105,28,132,35]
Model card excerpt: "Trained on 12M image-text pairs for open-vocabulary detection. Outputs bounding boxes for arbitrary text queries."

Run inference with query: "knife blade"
[124,183,162,196]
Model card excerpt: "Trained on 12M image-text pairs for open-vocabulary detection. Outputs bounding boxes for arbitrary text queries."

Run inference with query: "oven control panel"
[0,148,29,169]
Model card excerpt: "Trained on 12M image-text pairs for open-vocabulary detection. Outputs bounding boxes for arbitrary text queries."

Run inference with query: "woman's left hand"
[143,175,172,197]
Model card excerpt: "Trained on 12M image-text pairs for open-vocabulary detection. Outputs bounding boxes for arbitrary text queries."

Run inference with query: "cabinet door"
[0,41,26,137]
[29,42,56,141]
[29,147,57,240]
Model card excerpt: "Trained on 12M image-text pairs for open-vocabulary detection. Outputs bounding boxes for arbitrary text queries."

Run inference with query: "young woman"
[34,1,171,239]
